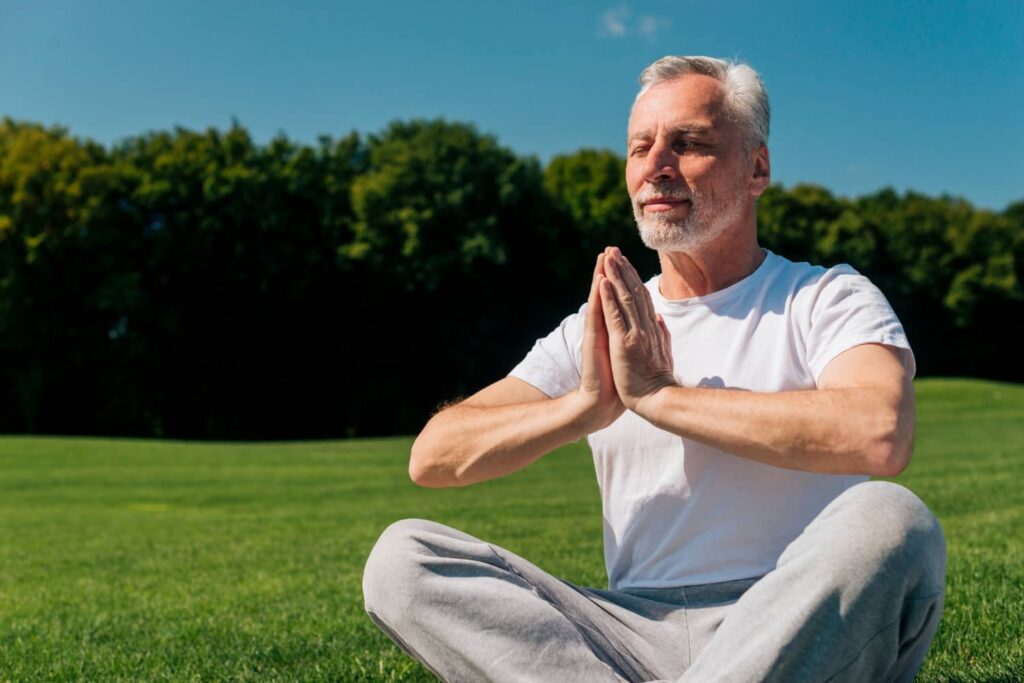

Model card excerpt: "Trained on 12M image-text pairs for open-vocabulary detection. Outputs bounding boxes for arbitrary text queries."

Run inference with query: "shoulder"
[540,298,591,356]
[763,250,857,287]
[764,253,914,380]
[764,252,884,311]
[507,299,590,398]
[564,300,590,336]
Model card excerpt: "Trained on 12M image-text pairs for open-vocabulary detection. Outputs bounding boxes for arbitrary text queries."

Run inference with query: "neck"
[657,224,765,300]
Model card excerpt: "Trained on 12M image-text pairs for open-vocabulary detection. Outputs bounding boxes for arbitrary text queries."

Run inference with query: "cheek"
[624,162,644,193]
[680,157,720,182]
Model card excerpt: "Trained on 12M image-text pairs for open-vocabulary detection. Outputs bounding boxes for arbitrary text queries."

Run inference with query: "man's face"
[626,74,756,253]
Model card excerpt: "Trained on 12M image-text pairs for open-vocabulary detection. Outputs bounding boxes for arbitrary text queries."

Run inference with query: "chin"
[637,220,711,253]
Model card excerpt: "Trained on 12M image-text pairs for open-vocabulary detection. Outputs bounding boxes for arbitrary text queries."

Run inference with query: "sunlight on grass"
[0,379,1021,681]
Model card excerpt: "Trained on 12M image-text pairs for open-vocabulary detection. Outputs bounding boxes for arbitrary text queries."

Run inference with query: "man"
[363,56,946,682]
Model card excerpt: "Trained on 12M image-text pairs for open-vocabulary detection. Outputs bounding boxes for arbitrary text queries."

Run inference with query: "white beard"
[632,181,747,253]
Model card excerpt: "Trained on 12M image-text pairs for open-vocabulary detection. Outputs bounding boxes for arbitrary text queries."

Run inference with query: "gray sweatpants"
[362,481,946,682]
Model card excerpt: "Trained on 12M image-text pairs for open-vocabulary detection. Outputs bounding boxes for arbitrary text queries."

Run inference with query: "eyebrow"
[627,125,713,145]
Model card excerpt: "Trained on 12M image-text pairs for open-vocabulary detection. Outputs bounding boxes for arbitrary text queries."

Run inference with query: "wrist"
[567,386,626,438]
[564,389,603,439]
[632,379,678,422]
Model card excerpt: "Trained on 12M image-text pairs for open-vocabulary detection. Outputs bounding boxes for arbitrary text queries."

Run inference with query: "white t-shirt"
[509,250,914,590]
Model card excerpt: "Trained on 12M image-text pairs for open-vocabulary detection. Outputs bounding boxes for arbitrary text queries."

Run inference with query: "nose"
[642,139,678,183]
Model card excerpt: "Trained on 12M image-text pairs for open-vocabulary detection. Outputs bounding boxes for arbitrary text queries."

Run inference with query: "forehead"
[628,73,730,138]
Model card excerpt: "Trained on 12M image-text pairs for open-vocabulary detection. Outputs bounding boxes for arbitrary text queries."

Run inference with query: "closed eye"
[673,139,703,153]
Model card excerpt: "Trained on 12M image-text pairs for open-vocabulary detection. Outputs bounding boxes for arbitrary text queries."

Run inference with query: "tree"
[0,118,139,433]
[1,116,1021,437]
[543,148,657,282]
[338,120,561,433]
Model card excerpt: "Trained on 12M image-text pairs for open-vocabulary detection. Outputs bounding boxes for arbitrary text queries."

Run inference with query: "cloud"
[636,14,670,37]
[601,6,630,37]
[600,5,670,40]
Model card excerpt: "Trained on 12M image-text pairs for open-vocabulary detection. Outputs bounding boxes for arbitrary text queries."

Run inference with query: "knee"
[829,482,946,583]
[362,518,442,620]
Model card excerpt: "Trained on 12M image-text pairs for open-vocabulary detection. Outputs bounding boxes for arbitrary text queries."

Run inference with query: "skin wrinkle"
[627,75,753,259]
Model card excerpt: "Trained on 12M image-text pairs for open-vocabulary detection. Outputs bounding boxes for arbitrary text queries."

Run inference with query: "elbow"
[407,457,431,487]
[409,434,457,488]
[865,415,914,478]
[408,439,440,487]
[867,441,911,477]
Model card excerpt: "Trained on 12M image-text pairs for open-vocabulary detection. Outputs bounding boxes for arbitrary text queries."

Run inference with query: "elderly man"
[362,56,946,682]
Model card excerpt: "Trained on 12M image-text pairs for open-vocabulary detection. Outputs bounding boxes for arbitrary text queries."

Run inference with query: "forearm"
[634,384,915,476]
[409,392,592,488]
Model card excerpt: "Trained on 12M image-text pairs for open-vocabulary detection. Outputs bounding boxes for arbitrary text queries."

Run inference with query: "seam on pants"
[821,591,944,683]
[679,585,693,670]
[365,607,446,681]
[486,542,633,682]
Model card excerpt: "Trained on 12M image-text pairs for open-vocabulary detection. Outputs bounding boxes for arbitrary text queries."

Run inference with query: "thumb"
[656,314,670,339]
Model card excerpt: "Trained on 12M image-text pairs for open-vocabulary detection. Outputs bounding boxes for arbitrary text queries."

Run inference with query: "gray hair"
[636,56,770,154]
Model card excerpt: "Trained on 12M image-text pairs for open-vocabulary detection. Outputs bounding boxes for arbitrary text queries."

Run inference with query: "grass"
[0,378,1021,682]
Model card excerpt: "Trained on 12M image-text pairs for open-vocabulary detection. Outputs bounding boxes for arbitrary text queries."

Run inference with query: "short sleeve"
[805,266,916,382]
[507,303,587,398]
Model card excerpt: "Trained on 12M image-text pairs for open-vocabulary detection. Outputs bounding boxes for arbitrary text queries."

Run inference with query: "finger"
[656,313,671,349]
[613,248,659,329]
[604,254,641,333]
[611,247,644,290]
[589,258,602,337]
[585,255,606,340]
[588,253,603,305]
[656,314,674,371]
[602,246,616,285]
[608,253,660,338]
[656,314,670,338]
[599,277,628,335]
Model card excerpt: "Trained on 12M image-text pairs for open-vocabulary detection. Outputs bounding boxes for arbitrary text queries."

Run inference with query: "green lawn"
[1,378,1022,682]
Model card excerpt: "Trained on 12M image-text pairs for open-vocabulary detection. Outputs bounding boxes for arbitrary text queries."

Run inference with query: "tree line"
[1,117,1021,439]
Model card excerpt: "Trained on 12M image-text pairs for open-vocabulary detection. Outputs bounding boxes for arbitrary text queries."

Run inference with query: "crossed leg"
[362,481,946,682]
[680,481,947,682]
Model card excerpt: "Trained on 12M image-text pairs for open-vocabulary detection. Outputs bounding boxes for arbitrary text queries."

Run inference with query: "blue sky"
[2,0,1021,209]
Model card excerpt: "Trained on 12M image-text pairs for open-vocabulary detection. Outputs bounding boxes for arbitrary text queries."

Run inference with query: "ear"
[748,145,771,197]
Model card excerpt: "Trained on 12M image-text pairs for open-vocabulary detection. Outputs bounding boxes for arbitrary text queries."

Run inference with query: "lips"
[643,198,691,212]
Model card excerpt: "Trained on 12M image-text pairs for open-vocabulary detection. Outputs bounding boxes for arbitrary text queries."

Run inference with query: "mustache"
[634,184,693,205]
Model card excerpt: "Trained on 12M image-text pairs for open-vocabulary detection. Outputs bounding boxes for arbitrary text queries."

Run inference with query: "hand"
[572,252,626,434]
[599,246,677,411]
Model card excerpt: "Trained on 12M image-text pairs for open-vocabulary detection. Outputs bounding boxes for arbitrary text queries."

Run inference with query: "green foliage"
[344,120,537,291]
[0,378,1021,680]
[543,148,659,279]
[756,182,1023,379]
[543,148,630,248]
[0,116,1021,438]
[757,183,845,264]
[0,119,136,433]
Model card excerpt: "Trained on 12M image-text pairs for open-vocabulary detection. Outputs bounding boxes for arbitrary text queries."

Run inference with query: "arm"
[634,345,915,476]
[598,247,916,477]
[409,378,594,487]
[409,253,625,488]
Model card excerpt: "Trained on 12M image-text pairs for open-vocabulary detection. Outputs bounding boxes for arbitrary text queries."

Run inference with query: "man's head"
[627,56,771,253]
